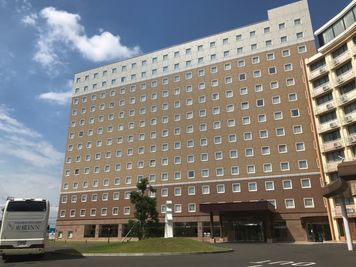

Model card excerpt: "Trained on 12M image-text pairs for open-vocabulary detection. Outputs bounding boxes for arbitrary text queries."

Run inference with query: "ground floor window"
[202,222,220,238]
[84,224,96,238]
[174,222,198,237]
[57,231,63,239]
[273,220,288,242]
[67,231,73,239]
[306,223,331,242]
[99,224,118,238]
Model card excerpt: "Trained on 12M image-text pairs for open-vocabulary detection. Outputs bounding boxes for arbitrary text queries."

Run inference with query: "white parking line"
[247,260,316,266]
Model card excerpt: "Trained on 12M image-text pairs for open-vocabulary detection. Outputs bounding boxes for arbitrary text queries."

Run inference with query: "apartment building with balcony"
[305,0,356,242]
[57,0,330,242]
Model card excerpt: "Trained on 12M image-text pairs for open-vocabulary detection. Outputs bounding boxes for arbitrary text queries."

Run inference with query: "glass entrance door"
[234,221,264,242]
[306,223,332,242]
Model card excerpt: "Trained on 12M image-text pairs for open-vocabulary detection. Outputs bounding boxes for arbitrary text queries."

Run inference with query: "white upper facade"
[315,0,356,51]
[72,0,313,97]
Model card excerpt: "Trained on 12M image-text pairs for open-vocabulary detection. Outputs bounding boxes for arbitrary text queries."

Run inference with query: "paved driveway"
[2,243,356,267]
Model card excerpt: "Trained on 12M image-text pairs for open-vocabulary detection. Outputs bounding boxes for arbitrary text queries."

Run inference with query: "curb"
[81,249,233,257]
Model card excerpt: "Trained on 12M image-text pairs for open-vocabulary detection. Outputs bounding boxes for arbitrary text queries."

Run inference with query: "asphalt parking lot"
[2,243,356,267]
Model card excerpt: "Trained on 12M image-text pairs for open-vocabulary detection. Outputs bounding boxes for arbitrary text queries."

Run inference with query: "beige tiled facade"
[57,0,329,242]
[305,0,356,241]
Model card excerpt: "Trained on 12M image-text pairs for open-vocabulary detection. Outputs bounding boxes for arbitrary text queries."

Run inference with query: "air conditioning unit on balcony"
[326,103,334,109]
[340,95,348,103]
[337,77,343,83]
[350,136,356,143]
[329,122,337,128]
[333,142,342,148]
[323,85,330,91]
[334,59,340,66]
[345,115,353,122]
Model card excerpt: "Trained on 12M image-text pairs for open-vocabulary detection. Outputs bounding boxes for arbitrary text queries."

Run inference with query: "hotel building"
[57,0,330,242]
[305,0,356,242]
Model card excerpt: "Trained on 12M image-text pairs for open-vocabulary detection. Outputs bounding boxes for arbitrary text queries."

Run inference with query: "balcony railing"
[326,161,340,173]
[352,46,356,56]
[338,89,356,105]
[317,120,339,133]
[332,205,356,217]
[343,112,356,125]
[347,134,356,146]
[314,101,335,115]
[334,70,354,87]
[312,83,332,97]
[331,52,351,68]
[308,65,328,81]
[322,140,344,153]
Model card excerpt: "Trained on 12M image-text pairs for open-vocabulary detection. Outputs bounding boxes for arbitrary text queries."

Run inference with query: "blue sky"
[0,0,351,223]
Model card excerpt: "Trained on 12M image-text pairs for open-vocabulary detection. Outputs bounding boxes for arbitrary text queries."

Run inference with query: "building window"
[296,32,304,39]
[202,169,209,177]
[247,165,255,174]
[248,182,257,192]
[188,203,196,213]
[202,185,210,194]
[286,78,295,86]
[301,178,311,188]
[285,199,295,209]
[217,184,225,194]
[215,167,224,176]
[298,45,307,53]
[231,166,239,175]
[188,170,195,179]
[270,81,279,89]
[232,183,241,193]
[240,87,248,95]
[124,207,130,215]
[296,142,305,151]
[268,66,277,74]
[174,204,182,213]
[291,109,300,117]
[298,160,308,169]
[265,181,274,191]
[239,73,246,81]
[283,180,293,189]
[304,198,314,208]
[280,162,290,171]
[237,59,245,67]
[161,188,168,197]
[174,187,182,196]
[256,99,264,107]
[188,186,196,195]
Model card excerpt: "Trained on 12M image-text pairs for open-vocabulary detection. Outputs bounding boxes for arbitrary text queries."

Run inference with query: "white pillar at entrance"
[164,201,173,238]
[340,197,353,251]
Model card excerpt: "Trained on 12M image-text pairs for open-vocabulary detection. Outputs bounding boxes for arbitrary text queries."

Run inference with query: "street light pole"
[107,226,111,244]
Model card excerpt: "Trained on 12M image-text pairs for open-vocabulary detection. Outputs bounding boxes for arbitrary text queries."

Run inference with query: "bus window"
[6,201,46,212]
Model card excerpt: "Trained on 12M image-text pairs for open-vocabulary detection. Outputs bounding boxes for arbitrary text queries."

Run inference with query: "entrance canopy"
[200,201,275,213]
[323,160,356,198]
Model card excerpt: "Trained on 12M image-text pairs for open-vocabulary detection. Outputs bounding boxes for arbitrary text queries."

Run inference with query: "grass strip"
[76,238,227,254]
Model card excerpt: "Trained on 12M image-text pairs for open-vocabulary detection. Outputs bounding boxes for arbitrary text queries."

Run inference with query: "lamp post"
[107,225,111,243]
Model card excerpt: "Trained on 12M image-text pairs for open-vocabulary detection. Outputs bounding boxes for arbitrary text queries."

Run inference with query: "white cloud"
[38,90,72,105]
[0,105,64,223]
[0,105,40,138]
[0,105,64,167]
[21,13,38,26]
[0,172,61,225]
[32,6,141,68]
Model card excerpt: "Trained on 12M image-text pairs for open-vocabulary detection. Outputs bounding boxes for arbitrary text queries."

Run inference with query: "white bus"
[0,198,50,260]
